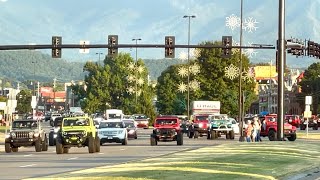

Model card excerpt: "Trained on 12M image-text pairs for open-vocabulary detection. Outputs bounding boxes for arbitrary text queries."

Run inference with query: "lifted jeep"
[150,116,183,146]
[207,119,235,140]
[5,119,48,153]
[55,116,100,154]
[261,116,297,141]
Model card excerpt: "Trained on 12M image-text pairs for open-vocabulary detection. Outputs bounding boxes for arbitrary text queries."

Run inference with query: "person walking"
[253,117,261,142]
[245,120,253,142]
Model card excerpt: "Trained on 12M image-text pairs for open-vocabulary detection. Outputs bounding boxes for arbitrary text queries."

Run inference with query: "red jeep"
[261,116,297,141]
[188,114,209,138]
[285,115,301,128]
[150,116,183,146]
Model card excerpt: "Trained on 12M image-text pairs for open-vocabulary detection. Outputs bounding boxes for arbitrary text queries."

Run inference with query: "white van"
[105,109,124,120]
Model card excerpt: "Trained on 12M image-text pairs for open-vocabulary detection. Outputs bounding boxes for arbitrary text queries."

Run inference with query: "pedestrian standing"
[253,117,261,142]
[245,120,253,142]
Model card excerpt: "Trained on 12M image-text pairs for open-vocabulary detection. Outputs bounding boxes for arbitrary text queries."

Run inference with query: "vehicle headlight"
[82,131,87,136]
[118,130,123,134]
[63,131,67,135]
[34,133,40,137]
[5,134,11,138]
[54,128,59,133]
[11,132,16,138]
[128,130,135,134]
[29,132,34,138]
[199,124,203,128]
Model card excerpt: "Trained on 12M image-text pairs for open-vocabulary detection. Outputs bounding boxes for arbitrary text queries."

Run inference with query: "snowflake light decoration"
[137,66,144,73]
[224,64,240,80]
[189,80,200,91]
[127,75,135,83]
[190,48,201,59]
[189,63,200,75]
[127,87,134,94]
[137,78,144,86]
[179,51,188,61]
[178,67,188,77]
[128,62,135,70]
[178,82,187,93]
[244,42,258,58]
[242,67,255,83]
[225,14,241,31]
[243,17,259,33]
[232,40,240,54]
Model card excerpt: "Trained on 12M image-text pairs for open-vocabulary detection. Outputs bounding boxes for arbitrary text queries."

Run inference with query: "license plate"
[71,137,78,140]
[107,136,113,139]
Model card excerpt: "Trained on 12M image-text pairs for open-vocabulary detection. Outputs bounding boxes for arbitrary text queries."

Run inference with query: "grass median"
[25,140,320,180]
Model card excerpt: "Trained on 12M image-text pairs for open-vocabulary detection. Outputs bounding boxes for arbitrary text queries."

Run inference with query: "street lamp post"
[183,15,196,121]
[96,52,103,65]
[32,61,36,96]
[132,38,142,106]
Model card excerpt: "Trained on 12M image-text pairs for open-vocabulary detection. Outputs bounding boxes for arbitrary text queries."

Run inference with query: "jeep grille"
[15,131,30,138]
[158,129,175,136]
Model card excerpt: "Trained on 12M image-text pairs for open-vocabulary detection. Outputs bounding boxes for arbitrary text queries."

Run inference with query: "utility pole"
[132,38,141,106]
[53,78,57,111]
[277,0,285,141]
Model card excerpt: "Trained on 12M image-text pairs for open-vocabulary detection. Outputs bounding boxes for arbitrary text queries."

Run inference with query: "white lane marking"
[67,157,78,160]
[24,154,33,157]
[120,148,125,151]
[98,153,104,155]
[20,164,37,168]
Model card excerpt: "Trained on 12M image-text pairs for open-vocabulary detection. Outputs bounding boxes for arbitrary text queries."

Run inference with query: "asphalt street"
[0,123,231,180]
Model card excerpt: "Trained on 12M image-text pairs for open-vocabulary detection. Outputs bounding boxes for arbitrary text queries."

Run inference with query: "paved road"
[0,127,232,180]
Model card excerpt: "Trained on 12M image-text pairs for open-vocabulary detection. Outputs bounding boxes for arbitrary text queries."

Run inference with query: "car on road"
[188,114,210,138]
[285,115,301,128]
[132,114,150,129]
[49,117,63,146]
[207,119,235,140]
[123,120,138,139]
[261,116,297,141]
[150,116,183,146]
[55,116,100,154]
[50,113,62,127]
[5,119,48,153]
[98,120,128,145]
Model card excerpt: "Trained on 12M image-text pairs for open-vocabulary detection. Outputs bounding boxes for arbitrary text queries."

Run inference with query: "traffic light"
[108,35,118,57]
[221,36,232,58]
[315,43,320,59]
[307,40,315,57]
[52,36,62,58]
[165,36,175,58]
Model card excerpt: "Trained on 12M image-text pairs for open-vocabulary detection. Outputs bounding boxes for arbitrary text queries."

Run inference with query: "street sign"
[305,96,312,105]
[304,110,312,118]
[79,40,90,54]
[31,96,37,109]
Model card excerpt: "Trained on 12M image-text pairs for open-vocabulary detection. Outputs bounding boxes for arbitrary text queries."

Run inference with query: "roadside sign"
[31,96,37,109]
[79,40,90,53]
[303,110,312,118]
[305,96,312,105]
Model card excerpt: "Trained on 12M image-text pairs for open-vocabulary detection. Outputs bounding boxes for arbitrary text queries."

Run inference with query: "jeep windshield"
[99,122,124,128]
[108,114,122,119]
[63,118,90,126]
[133,114,148,119]
[156,119,177,125]
[195,115,208,121]
[12,121,38,129]
[210,119,226,125]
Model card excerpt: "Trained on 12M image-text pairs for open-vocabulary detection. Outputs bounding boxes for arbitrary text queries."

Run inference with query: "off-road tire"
[226,132,230,139]
[287,133,297,141]
[313,124,318,130]
[177,133,183,145]
[42,136,48,151]
[63,147,69,153]
[150,136,157,146]
[56,138,64,154]
[229,130,235,140]
[5,143,11,153]
[88,136,95,153]
[268,129,276,141]
[12,147,18,152]
[95,136,101,152]
[188,131,194,139]
[207,131,211,139]
[35,139,42,152]
[300,124,306,130]
[210,131,216,140]
[134,133,138,139]
[49,132,55,146]
[194,131,199,139]
[121,137,128,145]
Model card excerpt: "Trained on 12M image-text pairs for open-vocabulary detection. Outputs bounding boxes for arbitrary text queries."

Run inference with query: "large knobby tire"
[177,133,183,145]
[35,139,42,152]
[5,143,11,153]
[122,137,128,145]
[42,136,48,151]
[134,133,138,139]
[95,136,101,152]
[268,130,276,141]
[49,132,55,146]
[12,147,19,152]
[300,124,306,130]
[150,136,157,146]
[313,125,318,130]
[88,136,95,153]
[188,131,194,139]
[229,130,235,140]
[207,131,211,139]
[210,131,216,140]
[194,131,199,139]
[63,147,69,153]
[226,132,230,139]
[287,133,297,141]
[56,138,64,154]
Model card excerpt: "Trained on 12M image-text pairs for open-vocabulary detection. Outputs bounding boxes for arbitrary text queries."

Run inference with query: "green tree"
[156,40,256,116]
[299,62,320,113]
[16,89,32,114]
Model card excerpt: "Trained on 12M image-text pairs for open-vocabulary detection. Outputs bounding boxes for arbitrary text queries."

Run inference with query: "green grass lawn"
[25,140,320,180]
